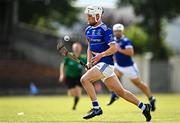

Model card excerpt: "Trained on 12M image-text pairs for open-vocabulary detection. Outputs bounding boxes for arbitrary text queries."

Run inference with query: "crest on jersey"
[97,29,102,36]
[92,30,96,35]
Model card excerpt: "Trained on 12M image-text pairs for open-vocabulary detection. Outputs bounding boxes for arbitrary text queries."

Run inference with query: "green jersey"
[63,53,86,78]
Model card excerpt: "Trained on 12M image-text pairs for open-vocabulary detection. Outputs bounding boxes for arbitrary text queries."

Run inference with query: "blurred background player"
[59,42,86,110]
[81,5,151,121]
[107,23,156,111]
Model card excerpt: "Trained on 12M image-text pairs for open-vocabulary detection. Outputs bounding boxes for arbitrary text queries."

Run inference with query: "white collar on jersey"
[91,22,103,29]
[115,35,125,41]
[120,35,125,39]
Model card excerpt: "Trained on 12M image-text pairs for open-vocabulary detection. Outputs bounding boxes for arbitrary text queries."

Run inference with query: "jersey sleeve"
[63,52,73,65]
[80,54,87,64]
[103,28,115,45]
[85,26,91,40]
[125,40,133,49]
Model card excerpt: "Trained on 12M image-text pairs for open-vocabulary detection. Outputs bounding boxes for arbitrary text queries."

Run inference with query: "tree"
[18,0,80,31]
[118,0,180,60]
[124,25,148,54]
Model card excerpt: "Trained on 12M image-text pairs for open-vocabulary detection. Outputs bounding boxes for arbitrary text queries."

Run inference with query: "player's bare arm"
[117,46,134,56]
[101,43,117,57]
[86,41,93,69]
[59,63,65,82]
[92,43,117,65]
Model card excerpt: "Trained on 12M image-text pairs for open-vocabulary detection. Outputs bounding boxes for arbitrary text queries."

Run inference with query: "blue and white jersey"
[115,35,134,67]
[85,22,115,65]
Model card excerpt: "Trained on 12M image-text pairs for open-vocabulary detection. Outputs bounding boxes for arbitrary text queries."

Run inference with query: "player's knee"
[132,79,141,86]
[68,91,73,96]
[80,75,89,84]
[80,77,84,84]
[133,82,141,87]
[134,81,146,89]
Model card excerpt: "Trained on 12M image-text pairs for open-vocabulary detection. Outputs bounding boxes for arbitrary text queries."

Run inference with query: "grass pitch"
[0,94,180,123]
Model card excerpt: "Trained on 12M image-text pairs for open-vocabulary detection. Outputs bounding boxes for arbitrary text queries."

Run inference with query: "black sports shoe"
[72,106,76,110]
[150,98,156,111]
[83,107,103,119]
[143,104,152,122]
[107,96,119,106]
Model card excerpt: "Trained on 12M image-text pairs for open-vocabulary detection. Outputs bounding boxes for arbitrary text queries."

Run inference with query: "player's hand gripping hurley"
[57,40,88,69]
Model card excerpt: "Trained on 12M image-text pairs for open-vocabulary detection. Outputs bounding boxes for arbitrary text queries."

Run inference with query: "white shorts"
[114,63,139,79]
[94,62,116,82]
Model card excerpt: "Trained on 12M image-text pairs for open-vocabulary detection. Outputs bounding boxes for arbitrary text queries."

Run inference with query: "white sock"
[138,102,146,111]
[92,100,100,109]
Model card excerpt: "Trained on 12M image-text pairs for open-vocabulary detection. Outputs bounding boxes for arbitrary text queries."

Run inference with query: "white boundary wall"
[170,56,180,92]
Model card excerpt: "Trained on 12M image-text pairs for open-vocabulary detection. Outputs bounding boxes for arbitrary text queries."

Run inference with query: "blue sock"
[138,102,146,111]
[92,100,100,109]
[111,92,118,99]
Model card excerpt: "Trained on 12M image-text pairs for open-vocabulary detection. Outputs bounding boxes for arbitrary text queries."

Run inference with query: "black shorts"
[65,76,82,89]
